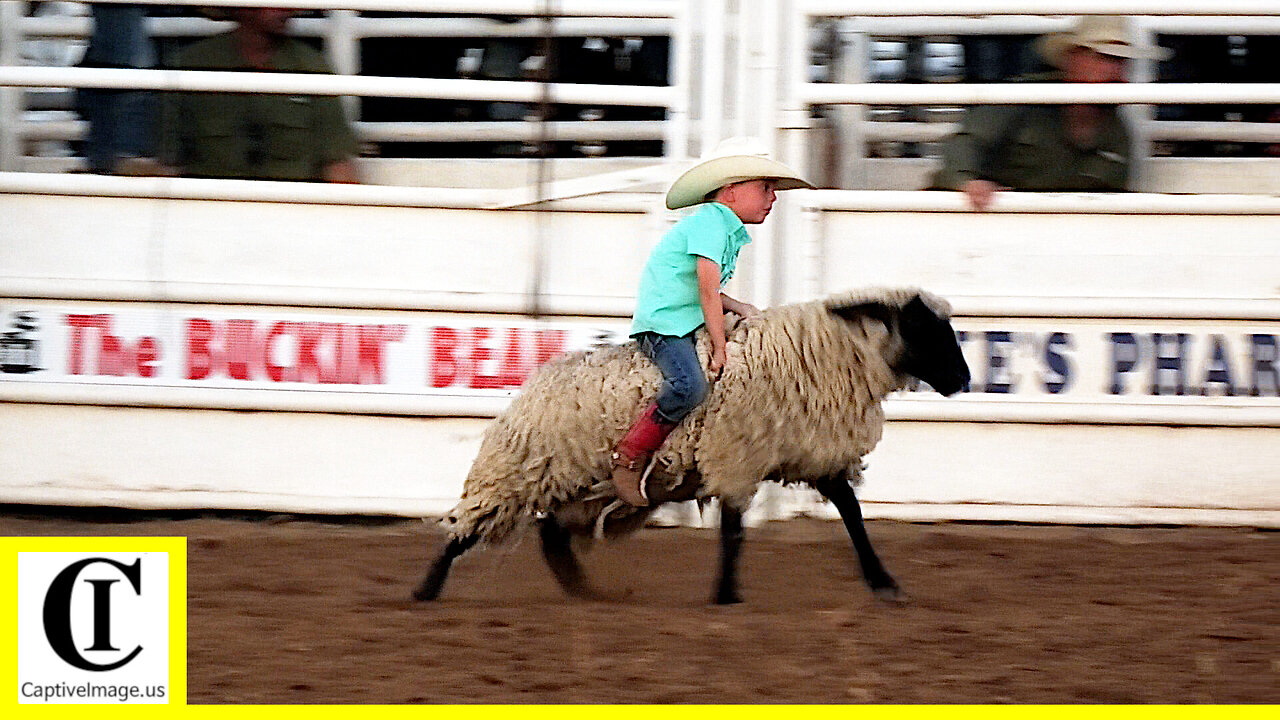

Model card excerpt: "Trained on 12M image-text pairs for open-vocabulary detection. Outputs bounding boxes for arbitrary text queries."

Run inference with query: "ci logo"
[42,557,144,672]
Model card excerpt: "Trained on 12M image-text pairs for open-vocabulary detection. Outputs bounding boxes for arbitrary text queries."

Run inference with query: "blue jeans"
[636,331,708,424]
[77,5,155,172]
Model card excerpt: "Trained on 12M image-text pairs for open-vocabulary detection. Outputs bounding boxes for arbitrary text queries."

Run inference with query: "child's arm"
[719,294,760,318]
[696,257,728,379]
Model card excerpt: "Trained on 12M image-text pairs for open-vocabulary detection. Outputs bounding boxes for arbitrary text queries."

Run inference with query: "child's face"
[721,179,778,224]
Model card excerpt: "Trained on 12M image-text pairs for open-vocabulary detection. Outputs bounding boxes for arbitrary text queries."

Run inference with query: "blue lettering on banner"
[1149,333,1189,396]
[1251,334,1279,397]
[1108,332,1140,395]
[983,331,1016,394]
[1201,334,1236,397]
[1042,331,1072,394]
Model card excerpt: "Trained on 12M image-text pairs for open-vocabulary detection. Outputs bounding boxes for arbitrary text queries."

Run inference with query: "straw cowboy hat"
[1036,15,1172,68]
[665,137,813,210]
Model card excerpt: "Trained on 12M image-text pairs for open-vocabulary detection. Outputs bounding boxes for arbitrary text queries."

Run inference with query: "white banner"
[1,302,1277,424]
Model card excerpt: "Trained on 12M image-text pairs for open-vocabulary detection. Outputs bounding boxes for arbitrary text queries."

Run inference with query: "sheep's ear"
[830,300,895,329]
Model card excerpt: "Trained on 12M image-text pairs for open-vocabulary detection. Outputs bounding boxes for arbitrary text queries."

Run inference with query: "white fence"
[1,1,1278,525]
[2,170,1278,525]
[4,0,1280,179]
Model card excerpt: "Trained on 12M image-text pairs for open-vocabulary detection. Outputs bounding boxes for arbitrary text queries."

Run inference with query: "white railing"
[0,65,674,105]
[72,0,679,16]
[800,0,1280,16]
[788,2,1280,191]
[7,0,1280,178]
[0,0,691,171]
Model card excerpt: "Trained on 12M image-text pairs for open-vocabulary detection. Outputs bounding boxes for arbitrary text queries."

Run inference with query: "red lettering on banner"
[100,334,126,376]
[135,337,160,378]
[430,327,462,388]
[294,322,323,384]
[360,325,405,385]
[65,314,106,374]
[186,318,215,380]
[225,319,255,381]
[470,327,503,389]
[499,328,528,387]
[534,330,567,366]
[183,318,407,385]
[265,322,291,382]
[64,314,161,378]
[427,325,571,390]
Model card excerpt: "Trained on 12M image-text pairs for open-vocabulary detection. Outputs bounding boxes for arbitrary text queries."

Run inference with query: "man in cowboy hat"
[929,16,1170,210]
[609,137,812,506]
[157,8,359,182]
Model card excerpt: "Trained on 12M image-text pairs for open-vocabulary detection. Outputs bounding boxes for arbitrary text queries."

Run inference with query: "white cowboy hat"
[1036,15,1172,68]
[664,137,813,210]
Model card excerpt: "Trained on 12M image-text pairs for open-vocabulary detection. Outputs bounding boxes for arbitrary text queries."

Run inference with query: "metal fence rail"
[3,0,1280,178]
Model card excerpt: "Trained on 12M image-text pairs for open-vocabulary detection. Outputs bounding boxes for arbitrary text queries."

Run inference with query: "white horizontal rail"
[0,278,638,316]
[73,0,679,17]
[17,118,667,143]
[1138,16,1280,33]
[860,121,1280,144]
[8,172,1280,216]
[23,11,1278,40]
[6,275,1274,321]
[802,188,1280,215]
[1146,121,1280,143]
[840,15,1280,35]
[0,66,674,106]
[0,171,651,211]
[18,15,674,40]
[943,296,1280,322]
[9,72,1272,111]
[802,83,1280,106]
[3,383,1276,427]
[802,1,1280,17]
[358,120,667,142]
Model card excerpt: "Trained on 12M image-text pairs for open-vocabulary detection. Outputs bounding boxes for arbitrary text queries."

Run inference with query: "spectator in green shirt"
[158,8,359,182]
[930,16,1170,210]
[609,138,812,506]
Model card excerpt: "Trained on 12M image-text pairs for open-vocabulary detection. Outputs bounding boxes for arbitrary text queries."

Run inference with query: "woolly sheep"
[413,287,971,604]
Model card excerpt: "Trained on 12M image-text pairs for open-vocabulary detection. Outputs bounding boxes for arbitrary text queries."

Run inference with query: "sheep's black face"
[830,295,971,396]
[894,296,970,396]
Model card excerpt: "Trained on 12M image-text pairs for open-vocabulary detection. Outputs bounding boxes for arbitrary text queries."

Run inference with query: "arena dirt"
[4,510,1276,703]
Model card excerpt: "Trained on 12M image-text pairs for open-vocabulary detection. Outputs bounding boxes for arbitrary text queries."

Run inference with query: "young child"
[610,137,813,506]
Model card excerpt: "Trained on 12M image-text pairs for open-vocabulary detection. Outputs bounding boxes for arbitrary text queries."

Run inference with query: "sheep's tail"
[442,458,604,544]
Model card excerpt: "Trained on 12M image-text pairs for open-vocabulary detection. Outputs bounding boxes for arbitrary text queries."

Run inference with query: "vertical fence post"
[834,23,868,189]
[699,0,726,153]
[774,1,812,305]
[1131,16,1159,192]
[748,0,781,309]
[326,9,361,127]
[664,0,692,159]
[0,1,26,171]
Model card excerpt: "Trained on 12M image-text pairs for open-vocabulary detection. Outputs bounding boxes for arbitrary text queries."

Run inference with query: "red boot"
[610,403,678,507]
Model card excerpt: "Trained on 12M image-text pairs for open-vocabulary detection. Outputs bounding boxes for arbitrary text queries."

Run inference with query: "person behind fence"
[157,7,359,182]
[928,16,1170,210]
[76,4,156,174]
[609,138,813,507]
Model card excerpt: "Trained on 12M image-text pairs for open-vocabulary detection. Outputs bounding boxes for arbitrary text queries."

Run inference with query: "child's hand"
[709,344,727,380]
[737,302,761,318]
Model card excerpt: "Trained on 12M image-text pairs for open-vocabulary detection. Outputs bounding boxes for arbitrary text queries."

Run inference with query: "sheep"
[413,287,970,604]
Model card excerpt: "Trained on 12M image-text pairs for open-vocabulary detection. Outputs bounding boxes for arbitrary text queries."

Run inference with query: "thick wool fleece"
[443,287,949,544]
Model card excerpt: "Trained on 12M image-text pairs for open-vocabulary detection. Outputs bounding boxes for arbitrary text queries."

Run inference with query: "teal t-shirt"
[631,202,750,337]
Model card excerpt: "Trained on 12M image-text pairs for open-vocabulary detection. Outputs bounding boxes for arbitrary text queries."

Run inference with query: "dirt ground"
[4,508,1276,704]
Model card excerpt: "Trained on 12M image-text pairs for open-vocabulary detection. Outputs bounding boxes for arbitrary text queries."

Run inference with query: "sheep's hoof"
[713,589,743,605]
[871,584,907,605]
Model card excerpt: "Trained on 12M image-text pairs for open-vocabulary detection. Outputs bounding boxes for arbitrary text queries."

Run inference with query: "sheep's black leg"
[814,475,903,603]
[537,514,601,600]
[712,502,744,605]
[412,534,478,601]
